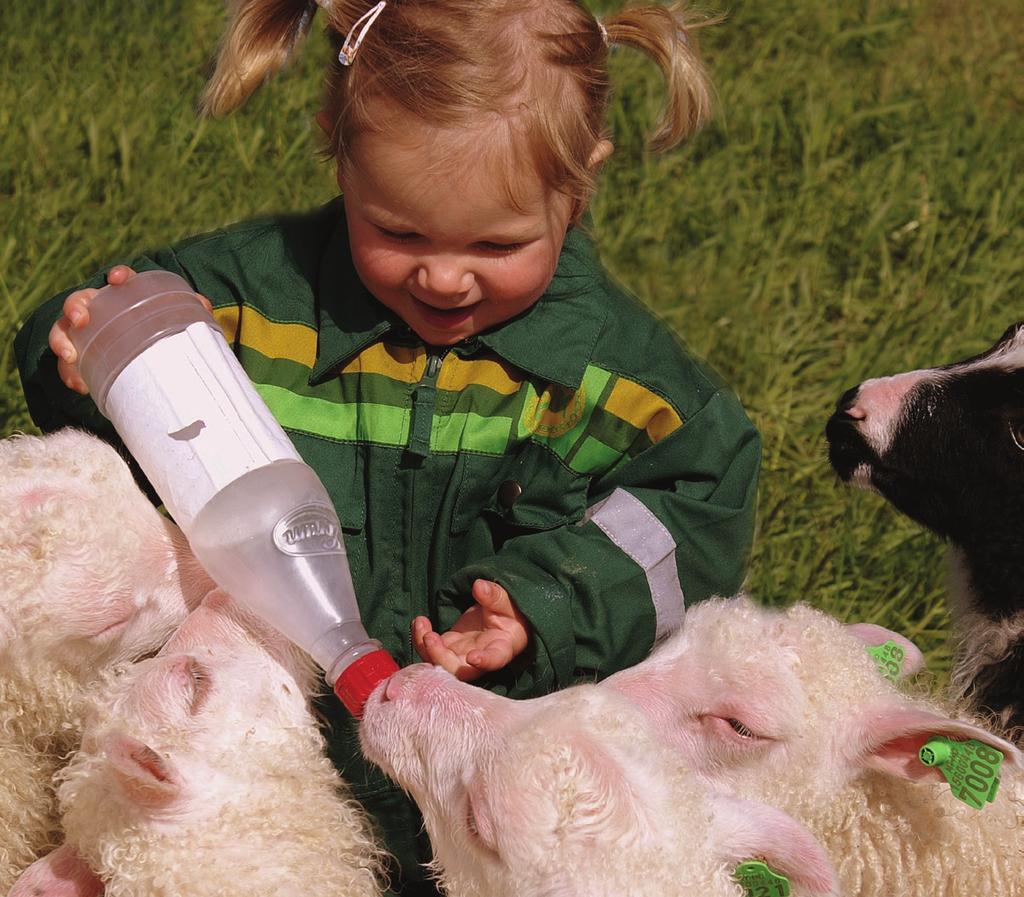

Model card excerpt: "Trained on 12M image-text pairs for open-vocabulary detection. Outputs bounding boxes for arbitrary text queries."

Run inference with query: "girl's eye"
[476,241,525,254]
[727,717,755,739]
[377,227,421,243]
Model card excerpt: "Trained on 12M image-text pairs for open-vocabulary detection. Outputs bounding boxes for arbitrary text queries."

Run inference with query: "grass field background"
[3,0,1022,680]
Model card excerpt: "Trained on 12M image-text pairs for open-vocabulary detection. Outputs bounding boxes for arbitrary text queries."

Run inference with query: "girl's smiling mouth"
[411,296,480,329]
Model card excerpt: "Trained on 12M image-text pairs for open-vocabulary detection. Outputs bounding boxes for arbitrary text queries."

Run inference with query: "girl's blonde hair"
[202,0,714,213]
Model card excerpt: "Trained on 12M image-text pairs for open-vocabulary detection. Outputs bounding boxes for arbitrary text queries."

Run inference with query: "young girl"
[16,1,760,892]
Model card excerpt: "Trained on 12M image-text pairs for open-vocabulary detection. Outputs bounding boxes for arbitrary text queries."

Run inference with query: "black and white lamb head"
[826,321,1024,547]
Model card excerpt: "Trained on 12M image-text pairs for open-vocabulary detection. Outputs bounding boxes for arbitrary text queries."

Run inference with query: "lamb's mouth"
[847,462,878,492]
[825,414,881,487]
[826,439,875,484]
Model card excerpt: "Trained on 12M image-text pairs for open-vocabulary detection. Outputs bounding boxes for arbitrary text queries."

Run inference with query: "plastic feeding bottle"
[68,270,398,716]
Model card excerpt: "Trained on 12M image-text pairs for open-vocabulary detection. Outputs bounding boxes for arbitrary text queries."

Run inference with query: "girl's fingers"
[421,632,479,680]
[50,318,77,363]
[48,267,143,394]
[51,320,87,392]
[56,361,89,394]
[472,579,511,613]
[466,638,513,672]
[60,290,97,332]
[106,264,136,284]
[411,616,439,662]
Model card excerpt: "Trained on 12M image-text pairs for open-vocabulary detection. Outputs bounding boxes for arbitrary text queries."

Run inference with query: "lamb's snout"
[833,385,865,420]
[827,371,932,480]
[372,663,437,705]
[826,387,875,484]
[381,670,409,703]
[837,372,927,435]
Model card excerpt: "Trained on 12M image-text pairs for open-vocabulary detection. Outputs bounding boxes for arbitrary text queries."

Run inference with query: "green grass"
[3,0,1022,680]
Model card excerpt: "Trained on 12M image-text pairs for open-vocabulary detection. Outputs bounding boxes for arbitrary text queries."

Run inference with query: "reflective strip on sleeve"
[581,488,685,639]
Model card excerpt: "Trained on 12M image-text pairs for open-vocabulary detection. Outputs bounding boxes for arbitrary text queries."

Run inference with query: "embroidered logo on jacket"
[522,384,587,438]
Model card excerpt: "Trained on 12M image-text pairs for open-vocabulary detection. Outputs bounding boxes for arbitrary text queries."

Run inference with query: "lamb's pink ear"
[106,733,184,809]
[846,623,926,678]
[709,794,836,895]
[8,843,105,897]
[854,705,1022,781]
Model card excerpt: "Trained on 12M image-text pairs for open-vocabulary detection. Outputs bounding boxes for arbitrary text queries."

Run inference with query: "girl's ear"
[588,139,614,170]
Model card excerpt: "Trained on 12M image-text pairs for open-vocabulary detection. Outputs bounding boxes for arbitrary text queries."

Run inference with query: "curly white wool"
[0,429,213,889]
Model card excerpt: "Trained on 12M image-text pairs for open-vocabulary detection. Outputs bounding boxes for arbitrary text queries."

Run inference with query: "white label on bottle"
[273,503,343,556]
[104,323,301,530]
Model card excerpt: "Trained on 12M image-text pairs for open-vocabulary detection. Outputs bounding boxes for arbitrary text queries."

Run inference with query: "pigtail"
[200,0,320,116]
[602,3,716,152]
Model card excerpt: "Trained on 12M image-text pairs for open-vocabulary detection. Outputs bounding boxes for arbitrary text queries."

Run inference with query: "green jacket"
[15,198,760,894]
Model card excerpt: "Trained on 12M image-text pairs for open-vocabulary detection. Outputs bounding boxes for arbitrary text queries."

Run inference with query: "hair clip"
[339,1,387,66]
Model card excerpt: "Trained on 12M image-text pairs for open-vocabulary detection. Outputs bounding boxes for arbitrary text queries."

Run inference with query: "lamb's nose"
[382,673,406,703]
[834,385,866,421]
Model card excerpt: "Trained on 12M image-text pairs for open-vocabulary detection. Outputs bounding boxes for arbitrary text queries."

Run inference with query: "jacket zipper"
[403,346,444,454]
[406,348,444,457]
[406,347,446,653]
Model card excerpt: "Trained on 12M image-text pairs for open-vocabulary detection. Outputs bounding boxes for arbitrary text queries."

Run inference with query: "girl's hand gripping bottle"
[69,270,398,716]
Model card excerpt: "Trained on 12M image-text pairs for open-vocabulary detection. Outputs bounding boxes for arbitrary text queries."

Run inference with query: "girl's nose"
[416,256,474,298]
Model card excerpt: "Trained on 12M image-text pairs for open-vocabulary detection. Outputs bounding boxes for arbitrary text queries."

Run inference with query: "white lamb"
[48,590,386,897]
[0,429,214,888]
[605,596,1024,897]
[361,662,838,897]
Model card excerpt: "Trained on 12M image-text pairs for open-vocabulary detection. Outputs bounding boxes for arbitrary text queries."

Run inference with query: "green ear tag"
[918,736,1004,809]
[865,640,906,682]
[734,861,791,897]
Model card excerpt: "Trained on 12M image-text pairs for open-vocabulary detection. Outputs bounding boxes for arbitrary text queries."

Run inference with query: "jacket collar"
[310,210,393,385]
[311,203,607,390]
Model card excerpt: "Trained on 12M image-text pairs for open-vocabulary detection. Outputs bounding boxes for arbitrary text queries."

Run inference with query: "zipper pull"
[407,351,443,457]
